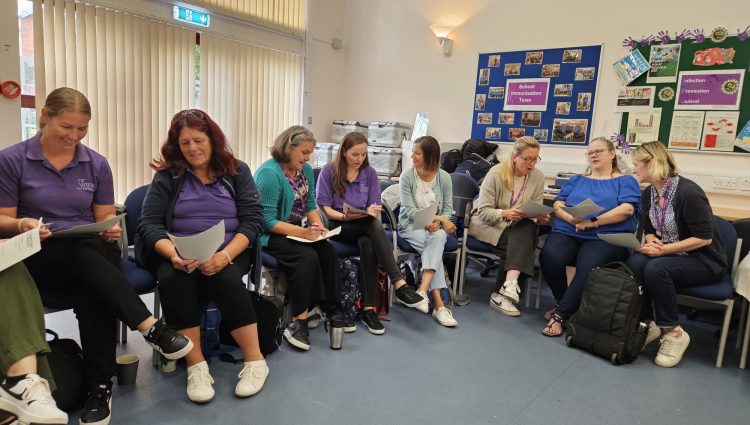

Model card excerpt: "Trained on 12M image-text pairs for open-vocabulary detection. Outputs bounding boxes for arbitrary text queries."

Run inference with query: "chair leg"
[716,299,734,368]
[737,300,748,350]
[524,277,531,309]
[119,320,128,344]
[741,300,750,369]
[535,271,543,309]
[458,249,467,295]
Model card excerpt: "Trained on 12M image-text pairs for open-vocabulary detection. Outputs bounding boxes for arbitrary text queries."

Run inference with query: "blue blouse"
[552,175,641,240]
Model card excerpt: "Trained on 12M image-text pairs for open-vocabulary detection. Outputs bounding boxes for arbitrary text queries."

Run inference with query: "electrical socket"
[739,177,750,191]
[712,177,738,190]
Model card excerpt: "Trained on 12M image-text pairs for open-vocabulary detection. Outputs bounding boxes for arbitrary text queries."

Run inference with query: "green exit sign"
[173,5,210,28]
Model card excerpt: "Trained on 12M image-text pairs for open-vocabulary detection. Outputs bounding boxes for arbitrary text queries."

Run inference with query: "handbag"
[45,329,86,411]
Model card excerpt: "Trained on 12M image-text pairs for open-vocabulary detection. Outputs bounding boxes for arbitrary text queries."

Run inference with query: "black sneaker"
[395,284,426,307]
[283,320,310,351]
[143,318,193,360]
[361,310,385,335]
[80,383,112,425]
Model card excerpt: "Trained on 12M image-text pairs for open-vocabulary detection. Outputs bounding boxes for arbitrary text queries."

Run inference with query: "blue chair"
[676,216,743,367]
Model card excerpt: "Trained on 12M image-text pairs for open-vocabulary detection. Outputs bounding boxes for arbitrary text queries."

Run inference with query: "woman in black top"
[626,141,727,368]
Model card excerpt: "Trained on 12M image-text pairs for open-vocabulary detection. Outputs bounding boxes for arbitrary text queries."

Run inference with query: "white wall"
[306,0,750,208]
[0,4,21,149]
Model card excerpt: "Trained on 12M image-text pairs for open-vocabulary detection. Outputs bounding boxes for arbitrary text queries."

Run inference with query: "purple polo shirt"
[170,169,239,249]
[0,134,115,231]
[315,164,381,211]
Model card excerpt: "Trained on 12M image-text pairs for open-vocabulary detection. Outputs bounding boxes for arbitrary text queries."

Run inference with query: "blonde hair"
[40,87,91,129]
[631,141,678,182]
[586,136,621,176]
[270,125,316,163]
[498,136,539,190]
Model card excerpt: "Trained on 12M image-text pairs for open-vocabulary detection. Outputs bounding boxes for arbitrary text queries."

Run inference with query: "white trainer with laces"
[0,374,67,425]
[655,326,690,368]
[186,361,215,404]
[498,279,520,304]
[415,290,429,313]
[235,360,269,398]
[642,321,661,351]
[432,306,458,327]
[490,293,520,317]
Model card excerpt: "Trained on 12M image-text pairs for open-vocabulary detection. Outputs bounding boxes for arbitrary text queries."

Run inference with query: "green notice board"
[618,35,749,153]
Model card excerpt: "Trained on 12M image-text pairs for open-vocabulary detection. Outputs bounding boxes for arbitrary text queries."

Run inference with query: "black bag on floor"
[45,329,86,411]
[220,292,284,357]
[565,262,648,365]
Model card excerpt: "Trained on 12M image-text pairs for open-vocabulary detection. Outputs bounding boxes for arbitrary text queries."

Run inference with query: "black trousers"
[25,237,152,385]
[155,249,256,330]
[330,217,403,307]
[264,234,340,316]
[489,218,538,287]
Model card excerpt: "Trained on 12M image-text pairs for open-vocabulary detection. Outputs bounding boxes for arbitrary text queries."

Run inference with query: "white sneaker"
[655,327,690,368]
[432,307,458,327]
[415,290,429,314]
[498,279,520,304]
[235,360,269,398]
[489,293,520,317]
[642,321,661,351]
[186,362,214,404]
[0,374,67,424]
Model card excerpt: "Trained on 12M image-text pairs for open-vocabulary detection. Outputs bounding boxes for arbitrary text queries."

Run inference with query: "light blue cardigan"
[254,158,316,246]
[398,167,453,231]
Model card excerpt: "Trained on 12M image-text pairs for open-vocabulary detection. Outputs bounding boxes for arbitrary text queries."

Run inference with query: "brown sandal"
[542,312,564,337]
[543,305,557,321]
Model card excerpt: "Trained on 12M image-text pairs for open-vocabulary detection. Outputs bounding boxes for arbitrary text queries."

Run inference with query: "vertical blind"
[189,0,304,36]
[200,33,302,172]
[34,0,196,202]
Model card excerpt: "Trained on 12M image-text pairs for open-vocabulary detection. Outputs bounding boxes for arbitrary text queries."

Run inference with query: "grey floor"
[45,262,750,425]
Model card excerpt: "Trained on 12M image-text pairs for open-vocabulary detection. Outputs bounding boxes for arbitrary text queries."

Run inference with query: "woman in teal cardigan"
[254,126,341,352]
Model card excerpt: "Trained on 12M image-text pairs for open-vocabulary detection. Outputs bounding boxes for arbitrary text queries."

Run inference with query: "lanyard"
[654,176,673,237]
[509,175,528,207]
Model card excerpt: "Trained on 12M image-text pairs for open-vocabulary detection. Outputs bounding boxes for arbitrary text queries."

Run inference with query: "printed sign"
[675,69,744,110]
[504,78,550,111]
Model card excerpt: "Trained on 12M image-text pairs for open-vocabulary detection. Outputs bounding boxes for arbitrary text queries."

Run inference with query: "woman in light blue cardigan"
[398,136,458,327]
[254,126,341,352]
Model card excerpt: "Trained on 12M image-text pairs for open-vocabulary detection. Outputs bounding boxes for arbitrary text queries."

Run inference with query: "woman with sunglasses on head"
[316,132,425,335]
[625,141,726,368]
[539,137,640,337]
[398,136,458,327]
[136,109,268,403]
[0,87,192,425]
[469,136,549,317]
[254,126,342,351]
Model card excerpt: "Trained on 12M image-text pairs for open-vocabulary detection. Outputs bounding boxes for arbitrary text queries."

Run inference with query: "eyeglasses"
[517,155,541,164]
[584,148,607,157]
[180,109,205,120]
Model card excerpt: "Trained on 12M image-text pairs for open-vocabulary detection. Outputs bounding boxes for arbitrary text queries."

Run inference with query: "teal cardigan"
[398,167,453,231]
[254,159,316,246]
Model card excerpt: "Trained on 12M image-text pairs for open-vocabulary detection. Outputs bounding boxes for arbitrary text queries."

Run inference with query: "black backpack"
[565,262,648,365]
[220,291,284,357]
[45,329,86,411]
[439,149,462,173]
[460,138,497,161]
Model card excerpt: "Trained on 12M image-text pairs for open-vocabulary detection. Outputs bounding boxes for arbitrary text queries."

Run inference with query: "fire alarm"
[0,80,21,99]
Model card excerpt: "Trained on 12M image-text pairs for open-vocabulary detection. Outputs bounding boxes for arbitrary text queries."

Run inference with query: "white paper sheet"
[519,200,555,216]
[52,215,125,237]
[560,198,604,218]
[343,202,370,217]
[411,204,439,229]
[0,225,41,272]
[168,220,225,262]
[597,233,642,249]
[287,226,342,243]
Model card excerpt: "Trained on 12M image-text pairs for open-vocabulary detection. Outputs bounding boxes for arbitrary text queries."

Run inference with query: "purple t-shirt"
[0,134,115,231]
[315,164,381,211]
[170,169,239,249]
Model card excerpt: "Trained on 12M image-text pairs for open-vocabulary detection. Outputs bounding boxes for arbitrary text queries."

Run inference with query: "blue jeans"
[625,253,723,327]
[399,228,448,290]
[539,232,628,320]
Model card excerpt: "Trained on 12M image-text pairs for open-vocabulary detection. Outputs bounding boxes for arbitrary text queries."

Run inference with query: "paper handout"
[597,233,642,249]
[519,200,555,216]
[168,220,225,262]
[0,225,41,272]
[343,202,370,218]
[412,204,439,229]
[560,198,604,218]
[287,226,342,243]
[52,215,125,237]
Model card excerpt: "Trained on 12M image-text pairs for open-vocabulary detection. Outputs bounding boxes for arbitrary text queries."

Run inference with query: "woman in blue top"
[399,136,458,327]
[539,137,640,336]
[316,132,425,335]
[254,126,341,352]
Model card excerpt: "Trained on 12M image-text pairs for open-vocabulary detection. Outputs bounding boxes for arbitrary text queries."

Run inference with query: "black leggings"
[25,237,152,385]
[329,217,403,306]
[263,234,340,316]
[155,249,256,330]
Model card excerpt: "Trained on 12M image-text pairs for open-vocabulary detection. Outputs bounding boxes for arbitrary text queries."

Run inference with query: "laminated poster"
[647,44,681,83]
[668,111,705,150]
[626,108,661,146]
[612,49,650,85]
[701,111,740,152]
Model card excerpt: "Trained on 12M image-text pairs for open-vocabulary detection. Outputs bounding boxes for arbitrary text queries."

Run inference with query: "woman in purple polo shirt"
[0,87,192,425]
[316,131,426,335]
[136,109,268,404]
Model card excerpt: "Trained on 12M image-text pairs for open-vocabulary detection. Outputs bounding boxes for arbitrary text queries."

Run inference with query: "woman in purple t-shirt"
[316,132,426,335]
[0,87,192,425]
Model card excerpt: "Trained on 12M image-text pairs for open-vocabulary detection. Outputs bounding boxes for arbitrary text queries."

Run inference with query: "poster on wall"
[552,119,588,143]
[626,108,662,146]
[504,78,550,111]
[612,49,650,85]
[675,69,745,110]
[668,110,705,150]
[615,86,655,112]
[701,111,740,151]
[735,120,750,152]
[647,44,681,83]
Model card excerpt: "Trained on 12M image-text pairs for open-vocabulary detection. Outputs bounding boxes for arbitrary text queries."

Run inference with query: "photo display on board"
[472,45,602,146]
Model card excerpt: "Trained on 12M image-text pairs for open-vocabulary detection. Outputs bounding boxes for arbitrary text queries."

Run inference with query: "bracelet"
[17,217,29,233]
[220,250,233,264]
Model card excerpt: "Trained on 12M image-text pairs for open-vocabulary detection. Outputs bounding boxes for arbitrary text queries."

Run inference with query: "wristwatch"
[591,216,599,227]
